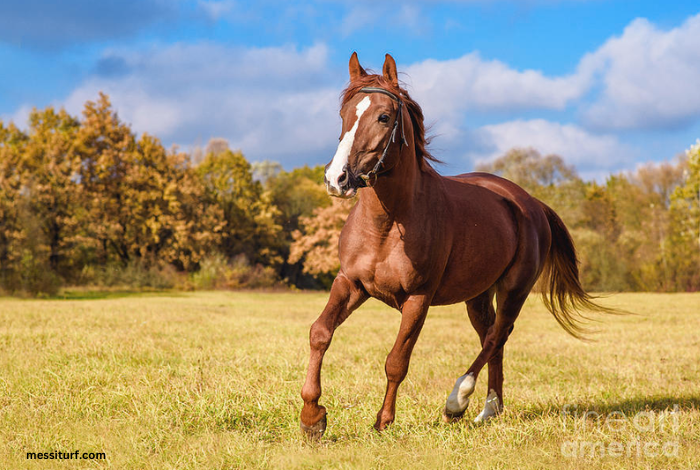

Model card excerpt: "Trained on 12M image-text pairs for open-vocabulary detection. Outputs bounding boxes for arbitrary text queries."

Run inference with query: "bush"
[0,248,61,298]
[79,260,180,290]
[191,254,280,290]
[18,250,62,296]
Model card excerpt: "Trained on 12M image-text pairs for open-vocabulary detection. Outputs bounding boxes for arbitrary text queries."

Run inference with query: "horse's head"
[324,53,409,198]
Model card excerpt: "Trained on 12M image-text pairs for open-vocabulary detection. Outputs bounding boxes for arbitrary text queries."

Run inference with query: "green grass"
[1,291,698,469]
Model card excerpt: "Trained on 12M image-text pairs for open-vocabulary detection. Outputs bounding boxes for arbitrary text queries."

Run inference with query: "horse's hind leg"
[444,287,525,421]
[468,290,510,423]
[474,333,511,423]
[443,291,492,421]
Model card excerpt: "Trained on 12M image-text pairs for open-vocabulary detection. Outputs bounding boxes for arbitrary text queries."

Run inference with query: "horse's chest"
[342,233,430,308]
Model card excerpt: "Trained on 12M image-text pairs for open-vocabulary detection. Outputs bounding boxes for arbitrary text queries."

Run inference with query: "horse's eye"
[378,114,390,123]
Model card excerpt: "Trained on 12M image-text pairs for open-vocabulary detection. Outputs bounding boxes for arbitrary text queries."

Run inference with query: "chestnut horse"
[300,53,605,438]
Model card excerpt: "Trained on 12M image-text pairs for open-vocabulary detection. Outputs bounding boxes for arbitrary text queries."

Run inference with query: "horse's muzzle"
[325,181,357,199]
[324,166,361,198]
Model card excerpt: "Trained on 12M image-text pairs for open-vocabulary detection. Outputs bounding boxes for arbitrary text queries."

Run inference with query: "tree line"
[1,94,698,295]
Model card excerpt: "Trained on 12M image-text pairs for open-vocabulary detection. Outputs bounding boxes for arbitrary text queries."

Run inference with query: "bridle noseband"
[356,87,408,186]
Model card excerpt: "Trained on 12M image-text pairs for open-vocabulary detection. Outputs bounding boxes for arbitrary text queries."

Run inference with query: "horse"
[300,52,608,439]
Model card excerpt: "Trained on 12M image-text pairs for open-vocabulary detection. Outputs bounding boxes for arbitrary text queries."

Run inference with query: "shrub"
[191,254,280,290]
[79,260,180,290]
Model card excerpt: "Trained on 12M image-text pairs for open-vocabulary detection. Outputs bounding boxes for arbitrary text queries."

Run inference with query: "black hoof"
[300,414,327,440]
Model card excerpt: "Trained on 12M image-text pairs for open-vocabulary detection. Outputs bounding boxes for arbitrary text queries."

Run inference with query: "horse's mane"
[341,74,441,171]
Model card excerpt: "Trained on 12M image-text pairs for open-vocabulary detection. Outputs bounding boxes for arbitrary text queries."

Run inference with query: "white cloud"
[198,0,236,21]
[403,12,700,137]
[473,119,633,173]
[395,13,700,172]
[404,53,589,136]
[581,14,700,130]
[60,43,342,167]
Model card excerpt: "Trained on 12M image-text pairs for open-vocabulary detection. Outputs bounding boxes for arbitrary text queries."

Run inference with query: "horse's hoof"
[473,390,501,424]
[300,414,327,440]
[442,407,465,423]
[373,419,393,432]
[444,373,474,421]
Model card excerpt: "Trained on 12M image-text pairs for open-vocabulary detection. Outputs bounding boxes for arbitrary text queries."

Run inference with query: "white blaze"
[325,96,372,191]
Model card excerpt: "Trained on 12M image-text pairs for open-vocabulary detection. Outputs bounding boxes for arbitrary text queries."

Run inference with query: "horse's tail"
[538,201,616,339]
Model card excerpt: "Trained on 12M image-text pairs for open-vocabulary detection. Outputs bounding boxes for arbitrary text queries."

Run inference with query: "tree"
[74,93,138,265]
[75,94,222,270]
[197,148,283,266]
[20,107,81,278]
[667,140,700,290]
[289,197,354,288]
[0,121,28,291]
[475,148,578,191]
[121,134,223,271]
[266,165,328,234]
[265,165,330,287]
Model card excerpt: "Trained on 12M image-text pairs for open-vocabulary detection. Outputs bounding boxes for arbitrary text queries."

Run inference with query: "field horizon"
[1,291,698,469]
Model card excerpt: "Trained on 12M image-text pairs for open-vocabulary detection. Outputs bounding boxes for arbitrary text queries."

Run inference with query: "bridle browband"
[355,87,408,186]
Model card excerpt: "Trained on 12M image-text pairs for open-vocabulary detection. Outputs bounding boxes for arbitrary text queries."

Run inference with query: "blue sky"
[2,0,700,179]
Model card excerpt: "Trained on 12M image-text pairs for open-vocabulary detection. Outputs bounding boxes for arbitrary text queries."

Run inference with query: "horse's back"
[448,172,550,236]
[448,172,546,216]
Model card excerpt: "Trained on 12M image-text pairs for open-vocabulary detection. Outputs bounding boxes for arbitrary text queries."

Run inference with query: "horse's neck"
[357,149,426,226]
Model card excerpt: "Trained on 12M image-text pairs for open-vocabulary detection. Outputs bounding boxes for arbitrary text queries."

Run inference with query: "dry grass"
[0,291,698,469]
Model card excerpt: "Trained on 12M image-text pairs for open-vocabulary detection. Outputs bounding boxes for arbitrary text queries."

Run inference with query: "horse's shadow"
[512,395,700,422]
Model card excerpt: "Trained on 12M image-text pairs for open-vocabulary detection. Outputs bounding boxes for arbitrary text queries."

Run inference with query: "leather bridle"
[355,87,408,187]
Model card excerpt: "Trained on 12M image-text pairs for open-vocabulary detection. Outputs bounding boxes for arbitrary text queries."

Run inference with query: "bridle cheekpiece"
[356,87,408,186]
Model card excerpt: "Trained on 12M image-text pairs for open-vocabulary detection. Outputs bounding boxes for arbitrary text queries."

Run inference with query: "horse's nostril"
[338,169,348,187]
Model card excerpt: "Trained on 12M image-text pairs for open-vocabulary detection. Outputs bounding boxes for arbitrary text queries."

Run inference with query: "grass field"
[1,291,698,469]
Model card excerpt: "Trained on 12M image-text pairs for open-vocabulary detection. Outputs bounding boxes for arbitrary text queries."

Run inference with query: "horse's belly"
[430,275,498,305]
[431,227,517,305]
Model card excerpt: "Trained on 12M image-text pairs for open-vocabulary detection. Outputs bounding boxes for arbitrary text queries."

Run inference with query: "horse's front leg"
[374,294,430,431]
[300,274,367,439]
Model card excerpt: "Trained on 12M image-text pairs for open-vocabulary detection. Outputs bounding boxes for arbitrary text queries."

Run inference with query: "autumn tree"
[289,197,354,288]
[475,148,577,190]
[196,145,283,266]
[667,140,700,290]
[0,121,28,291]
[120,135,223,270]
[20,107,81,278]
[266,165,328,233]
[574,179,632,291]
[73,93,139,265]
[264,165,330,286]
[75,94,222,271]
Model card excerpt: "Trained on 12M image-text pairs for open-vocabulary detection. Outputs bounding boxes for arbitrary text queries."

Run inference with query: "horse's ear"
[349,52,367,82]
[382,54,399,87]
